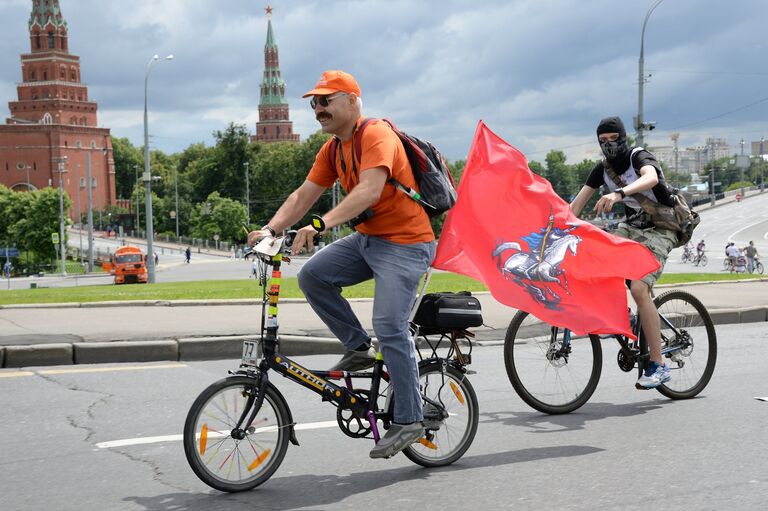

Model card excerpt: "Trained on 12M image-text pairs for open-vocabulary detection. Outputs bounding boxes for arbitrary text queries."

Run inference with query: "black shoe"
[329,347,376,371]
[369,422,424,459]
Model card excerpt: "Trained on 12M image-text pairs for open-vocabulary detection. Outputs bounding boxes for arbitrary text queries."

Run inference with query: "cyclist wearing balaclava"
[570,115,678,390]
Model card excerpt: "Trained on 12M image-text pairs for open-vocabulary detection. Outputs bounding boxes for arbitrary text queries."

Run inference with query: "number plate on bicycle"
[241,340,262,367]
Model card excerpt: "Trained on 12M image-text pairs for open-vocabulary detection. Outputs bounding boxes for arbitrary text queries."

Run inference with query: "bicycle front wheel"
[184,375,291,492]
[754,261,764,275]
[699,254,708,267]
[654,290,717,400]
[403,363,478,467]
[504,310,602,414]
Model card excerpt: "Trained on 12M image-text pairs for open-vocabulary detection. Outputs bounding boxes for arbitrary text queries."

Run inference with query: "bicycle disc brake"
[336,389,371,439]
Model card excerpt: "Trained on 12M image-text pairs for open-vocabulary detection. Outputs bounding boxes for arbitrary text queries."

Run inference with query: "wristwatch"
[310,214,326,233]
[615,188,626,199]
[261,225,276,237]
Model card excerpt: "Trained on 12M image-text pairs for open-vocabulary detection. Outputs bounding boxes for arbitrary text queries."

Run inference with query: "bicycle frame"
[559,304,688,373]
[236,243,399,443]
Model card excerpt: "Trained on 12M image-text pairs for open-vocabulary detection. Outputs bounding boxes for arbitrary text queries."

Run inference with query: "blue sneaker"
[637,362,671,389]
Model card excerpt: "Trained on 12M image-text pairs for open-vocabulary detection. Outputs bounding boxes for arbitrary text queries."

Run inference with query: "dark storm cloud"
[1,0,766,162]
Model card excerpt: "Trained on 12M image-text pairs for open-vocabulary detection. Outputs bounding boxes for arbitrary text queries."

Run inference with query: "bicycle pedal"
[635,383,653,390]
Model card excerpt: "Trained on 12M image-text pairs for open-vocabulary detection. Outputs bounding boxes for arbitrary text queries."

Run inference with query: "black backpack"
[328,118,457,217]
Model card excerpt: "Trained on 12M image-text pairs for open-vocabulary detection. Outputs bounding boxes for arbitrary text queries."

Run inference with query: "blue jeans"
[297,232,435,423]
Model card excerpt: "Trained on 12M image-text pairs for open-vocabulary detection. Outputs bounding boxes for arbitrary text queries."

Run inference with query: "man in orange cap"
[248,70,435,459]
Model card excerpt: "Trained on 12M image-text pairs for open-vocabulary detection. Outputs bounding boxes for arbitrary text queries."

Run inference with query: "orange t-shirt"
[307,118,434,244]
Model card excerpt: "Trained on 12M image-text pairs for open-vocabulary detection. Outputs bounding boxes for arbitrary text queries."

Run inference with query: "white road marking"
[95,420,339,449]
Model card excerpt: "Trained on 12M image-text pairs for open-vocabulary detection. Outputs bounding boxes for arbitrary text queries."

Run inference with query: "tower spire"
[29,0,67,30]
[28,0,69,53]
[252,6,299,144]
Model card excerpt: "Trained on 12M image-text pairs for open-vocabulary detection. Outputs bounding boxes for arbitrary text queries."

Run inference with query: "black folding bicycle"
[183,232,479,492]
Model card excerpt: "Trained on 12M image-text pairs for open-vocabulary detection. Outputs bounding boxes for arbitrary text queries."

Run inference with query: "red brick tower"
[251,6,300,144]
[0,0,115,218]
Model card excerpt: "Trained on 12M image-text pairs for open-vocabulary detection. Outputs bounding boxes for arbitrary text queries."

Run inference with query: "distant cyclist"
[697,240,706,258]
[744,241,760,273]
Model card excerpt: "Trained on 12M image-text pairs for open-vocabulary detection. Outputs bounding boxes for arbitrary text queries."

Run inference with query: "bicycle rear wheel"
[403,363,478,467]
[654,290,717,399]
[754,261,764,274]
[184,375,291,492]
[504,310,602,414]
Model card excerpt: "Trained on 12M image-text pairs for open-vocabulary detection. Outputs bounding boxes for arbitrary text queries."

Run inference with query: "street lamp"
[636,0,664,147]
[143,53,173,284]
[243,161,250,226]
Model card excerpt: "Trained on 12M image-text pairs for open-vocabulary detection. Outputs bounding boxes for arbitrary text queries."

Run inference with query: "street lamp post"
[243,161,250,226]
[761,136,765,193]
[174,164,180,239]
[86,151,94,271]
[133,164,141,235]
[143,54,174,284]
[636,0,664,147]
[57,157,67,275]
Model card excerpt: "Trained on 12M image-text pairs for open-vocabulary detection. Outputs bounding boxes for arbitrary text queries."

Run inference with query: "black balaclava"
[597,116,631,169]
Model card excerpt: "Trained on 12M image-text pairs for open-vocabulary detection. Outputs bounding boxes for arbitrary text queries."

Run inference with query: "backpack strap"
[327,118,374,176]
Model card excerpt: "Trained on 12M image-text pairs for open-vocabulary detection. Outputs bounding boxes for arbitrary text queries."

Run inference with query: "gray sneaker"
[329,347,376,371]
[369,422,424,459]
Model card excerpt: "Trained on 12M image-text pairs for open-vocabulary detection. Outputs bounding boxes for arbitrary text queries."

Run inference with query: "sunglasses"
[310,93,348,109]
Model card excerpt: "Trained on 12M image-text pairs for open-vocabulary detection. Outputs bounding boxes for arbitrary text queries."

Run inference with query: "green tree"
[111,137,144,200]
[8,187,71,261]
[189,192,247,243]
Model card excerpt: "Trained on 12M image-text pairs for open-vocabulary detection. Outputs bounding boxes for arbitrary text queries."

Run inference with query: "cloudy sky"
[1,0,767,163]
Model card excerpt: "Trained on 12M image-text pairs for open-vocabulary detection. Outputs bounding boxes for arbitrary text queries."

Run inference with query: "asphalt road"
[1,322,765,511]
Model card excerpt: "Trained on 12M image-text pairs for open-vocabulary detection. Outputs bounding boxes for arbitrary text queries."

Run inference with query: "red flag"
[433,121,660,337]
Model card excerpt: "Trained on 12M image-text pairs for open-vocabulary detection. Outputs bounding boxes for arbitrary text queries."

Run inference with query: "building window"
[76,140,82,149]
[30,70,36,80]
[43,70,47,80]
[80,177,86,188]
[91,140,97,148]
[92,178,97,188]
[35,34,41,49]
[276,126,281,137]
[60,68,65,79]
[47,33,54,49]
[16,162,25,170]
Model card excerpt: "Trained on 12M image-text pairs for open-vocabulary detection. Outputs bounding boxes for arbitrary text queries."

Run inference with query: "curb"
[1,307,766,368]
[0,334,345,368]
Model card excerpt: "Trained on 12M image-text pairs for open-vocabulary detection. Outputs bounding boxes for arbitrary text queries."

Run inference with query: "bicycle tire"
[504,310,603,414]
[184,375,291,492]
[699,255,708,267]
[754,261,764,275]
[653,290,717,400]
[402,363,478,467]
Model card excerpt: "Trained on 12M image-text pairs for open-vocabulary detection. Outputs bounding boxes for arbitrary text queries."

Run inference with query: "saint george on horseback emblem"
[491,213,582,310]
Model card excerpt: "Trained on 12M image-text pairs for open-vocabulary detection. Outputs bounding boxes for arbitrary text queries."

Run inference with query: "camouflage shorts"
[612,223,678,287]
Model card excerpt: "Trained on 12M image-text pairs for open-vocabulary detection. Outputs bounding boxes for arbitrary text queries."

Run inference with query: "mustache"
[316,113,332,121]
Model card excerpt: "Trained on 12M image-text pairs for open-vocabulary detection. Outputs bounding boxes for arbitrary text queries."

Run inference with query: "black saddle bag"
[413,291,483,331]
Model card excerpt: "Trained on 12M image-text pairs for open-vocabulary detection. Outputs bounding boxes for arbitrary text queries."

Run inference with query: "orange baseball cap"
[302,70,361,98]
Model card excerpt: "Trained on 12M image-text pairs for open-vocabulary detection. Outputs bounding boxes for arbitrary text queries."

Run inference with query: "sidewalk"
[1,279,765,368]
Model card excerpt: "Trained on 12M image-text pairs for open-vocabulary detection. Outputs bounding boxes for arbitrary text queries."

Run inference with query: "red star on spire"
[265,5,273,17]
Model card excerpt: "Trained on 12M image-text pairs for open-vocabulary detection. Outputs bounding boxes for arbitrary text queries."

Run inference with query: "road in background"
[3,192,767,291]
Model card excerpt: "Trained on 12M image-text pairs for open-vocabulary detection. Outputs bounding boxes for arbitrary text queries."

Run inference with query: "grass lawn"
[0,272,762,306]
